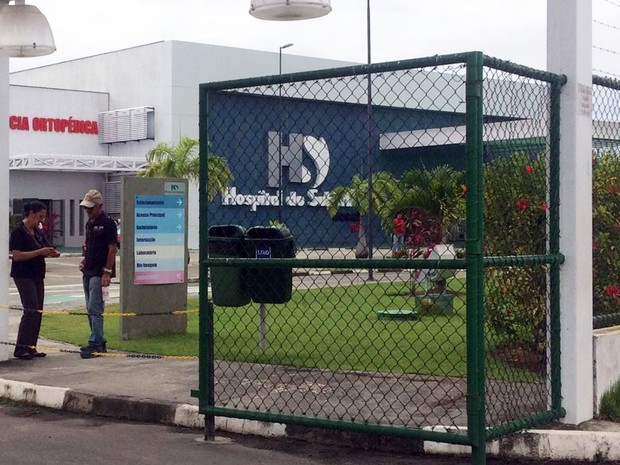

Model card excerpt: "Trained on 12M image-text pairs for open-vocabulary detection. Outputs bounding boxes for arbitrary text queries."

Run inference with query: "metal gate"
[196,52,565,464]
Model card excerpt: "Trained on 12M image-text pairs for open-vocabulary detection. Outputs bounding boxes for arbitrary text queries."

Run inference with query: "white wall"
[9,41,356,249]
[593,327,620,413]
[9,85,109,156]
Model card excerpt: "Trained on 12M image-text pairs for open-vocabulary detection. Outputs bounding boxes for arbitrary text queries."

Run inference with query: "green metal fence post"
[198,85,215,440]
[549,75,566,413]
[465,51,486,465]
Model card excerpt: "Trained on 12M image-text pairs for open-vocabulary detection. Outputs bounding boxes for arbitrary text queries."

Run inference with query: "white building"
[8,40,354,249]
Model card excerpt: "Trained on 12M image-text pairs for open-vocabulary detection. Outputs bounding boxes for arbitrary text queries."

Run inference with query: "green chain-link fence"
[592,75,620,329]
[196,52,565,463]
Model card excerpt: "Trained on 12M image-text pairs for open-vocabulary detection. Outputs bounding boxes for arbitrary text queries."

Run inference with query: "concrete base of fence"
[4,376,620,462]
[593,325,620,413]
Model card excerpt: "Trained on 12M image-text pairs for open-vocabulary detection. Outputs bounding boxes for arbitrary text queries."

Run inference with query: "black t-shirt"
[9,223,47,280]
[83,211,117,277]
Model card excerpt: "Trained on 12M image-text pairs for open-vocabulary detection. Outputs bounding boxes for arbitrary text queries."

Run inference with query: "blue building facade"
[206,90,476,249]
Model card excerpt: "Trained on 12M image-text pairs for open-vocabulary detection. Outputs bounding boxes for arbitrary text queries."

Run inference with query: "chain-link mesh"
[592,76,620,329]
[481,65,556,429]
[198,54,564,445]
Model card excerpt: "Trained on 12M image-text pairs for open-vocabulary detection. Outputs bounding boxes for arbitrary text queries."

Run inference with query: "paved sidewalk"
[1,254,620,462]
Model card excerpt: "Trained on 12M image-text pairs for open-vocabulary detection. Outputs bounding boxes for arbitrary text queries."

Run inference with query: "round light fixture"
[249,0,332,21]
[0,0,56,57]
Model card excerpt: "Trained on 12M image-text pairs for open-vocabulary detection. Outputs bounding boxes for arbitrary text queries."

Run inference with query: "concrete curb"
[423,427,620,462]
[2,376,620,462]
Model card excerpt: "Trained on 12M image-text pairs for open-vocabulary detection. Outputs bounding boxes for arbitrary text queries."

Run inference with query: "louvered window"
[103,181,121,216]
[99,106,154,144]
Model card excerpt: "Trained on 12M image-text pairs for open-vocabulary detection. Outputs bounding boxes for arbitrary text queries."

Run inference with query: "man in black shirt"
[79,189,117,358]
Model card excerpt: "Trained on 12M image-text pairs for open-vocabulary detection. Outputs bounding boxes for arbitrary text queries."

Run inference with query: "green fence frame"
[195,52,567,465]
[592,74,620,330]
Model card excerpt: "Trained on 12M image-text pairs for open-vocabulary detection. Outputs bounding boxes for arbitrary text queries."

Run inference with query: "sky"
[8,0,620,79]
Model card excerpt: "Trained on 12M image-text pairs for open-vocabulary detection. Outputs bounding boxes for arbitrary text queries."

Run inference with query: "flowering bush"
[484,151,620,350]
[593,153,620,316]
[484,153,548,352]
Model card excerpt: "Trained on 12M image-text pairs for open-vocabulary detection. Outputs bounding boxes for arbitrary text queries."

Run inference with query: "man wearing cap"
[79,189,117,358]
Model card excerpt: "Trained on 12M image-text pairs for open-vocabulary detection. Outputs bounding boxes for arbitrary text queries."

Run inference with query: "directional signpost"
[120,177,189,339]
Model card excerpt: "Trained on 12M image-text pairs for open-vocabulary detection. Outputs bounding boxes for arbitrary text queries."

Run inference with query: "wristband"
[103,268,113,274]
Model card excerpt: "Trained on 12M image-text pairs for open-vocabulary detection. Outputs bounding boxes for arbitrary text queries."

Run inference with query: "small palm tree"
[391,165,466,293]
[392,165,465,242]
[327,172,399,258]
[140,136,233,201]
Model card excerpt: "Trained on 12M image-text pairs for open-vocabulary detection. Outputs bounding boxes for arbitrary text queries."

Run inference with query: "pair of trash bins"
[208,225,296,306]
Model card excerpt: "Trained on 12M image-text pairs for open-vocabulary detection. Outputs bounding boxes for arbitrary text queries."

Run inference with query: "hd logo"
[266,131,330,189]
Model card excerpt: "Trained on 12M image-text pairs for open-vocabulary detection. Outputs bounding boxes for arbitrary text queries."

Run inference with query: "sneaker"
[79,345,102,359]
[80,343,107,353]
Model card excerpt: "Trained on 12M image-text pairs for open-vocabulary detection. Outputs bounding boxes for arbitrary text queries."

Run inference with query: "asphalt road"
[1,402,594,465]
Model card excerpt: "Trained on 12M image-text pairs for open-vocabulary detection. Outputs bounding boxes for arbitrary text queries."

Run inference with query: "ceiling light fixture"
[249,0,332,21]
[0,0,56,57]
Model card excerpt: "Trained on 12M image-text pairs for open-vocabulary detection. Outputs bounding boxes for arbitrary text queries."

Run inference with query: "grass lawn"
[40,277,536,381]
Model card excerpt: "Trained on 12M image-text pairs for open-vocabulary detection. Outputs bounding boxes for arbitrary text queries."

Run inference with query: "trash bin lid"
[208,224,246,238]
[246,226,292,239]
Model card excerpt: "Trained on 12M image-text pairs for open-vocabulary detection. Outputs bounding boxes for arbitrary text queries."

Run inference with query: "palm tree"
[140,136,233,201]
[327,172,399,258]
[391,165,466,293]
[392,165,465,242]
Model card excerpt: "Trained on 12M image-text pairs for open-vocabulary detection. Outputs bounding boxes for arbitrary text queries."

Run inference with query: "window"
[70,199,75,236]
[79,202,85,236]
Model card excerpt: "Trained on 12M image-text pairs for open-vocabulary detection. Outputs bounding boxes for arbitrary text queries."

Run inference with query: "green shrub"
[484,153,548,352]
[592,153,620,316]
[599,378,620,422]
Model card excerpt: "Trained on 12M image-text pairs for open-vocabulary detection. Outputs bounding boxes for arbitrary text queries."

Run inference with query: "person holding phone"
[10,200,60,360]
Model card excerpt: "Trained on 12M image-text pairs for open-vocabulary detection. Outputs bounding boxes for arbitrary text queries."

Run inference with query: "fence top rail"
[482,55,566,84]
[199,51,565,94]
[593,74,620,90]
[200,51,480,92]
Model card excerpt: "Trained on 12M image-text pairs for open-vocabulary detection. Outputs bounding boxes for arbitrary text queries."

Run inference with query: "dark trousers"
[13,277,44,357]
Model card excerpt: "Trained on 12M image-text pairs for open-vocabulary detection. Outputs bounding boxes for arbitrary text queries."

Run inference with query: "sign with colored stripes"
[134,195,185,285]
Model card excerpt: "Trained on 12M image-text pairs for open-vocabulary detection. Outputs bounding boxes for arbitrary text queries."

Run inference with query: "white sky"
[8,0,620,79]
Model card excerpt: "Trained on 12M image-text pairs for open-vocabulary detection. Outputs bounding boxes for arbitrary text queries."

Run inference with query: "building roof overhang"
[9,153,147,172]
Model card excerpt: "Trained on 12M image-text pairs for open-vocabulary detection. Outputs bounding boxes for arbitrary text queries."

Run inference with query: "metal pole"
[198,86,215,441]
[204,300,216,441]
[0,55,8,362]
[259,302,267,352]
[278,43,294,223]
[366,0,374,281]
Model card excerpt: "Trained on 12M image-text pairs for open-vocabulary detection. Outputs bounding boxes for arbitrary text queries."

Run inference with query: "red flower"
[525,165,533,175]
[609,185,619,196]
[593,242,600,250]
[541,202,548,212]
[606,284,620,299]
[516,198,529,211]
[350,223,361,233]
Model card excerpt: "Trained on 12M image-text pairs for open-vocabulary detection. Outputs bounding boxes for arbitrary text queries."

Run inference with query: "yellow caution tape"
[0,340,198,361]
[0,304,198,318]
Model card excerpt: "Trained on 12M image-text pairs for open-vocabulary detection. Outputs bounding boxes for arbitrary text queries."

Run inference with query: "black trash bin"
[208,225,250,307]
[245,226,296,304]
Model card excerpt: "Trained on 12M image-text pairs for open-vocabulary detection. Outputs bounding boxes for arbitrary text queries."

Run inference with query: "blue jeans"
[82,275,106,349]
[392,234,404,252]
